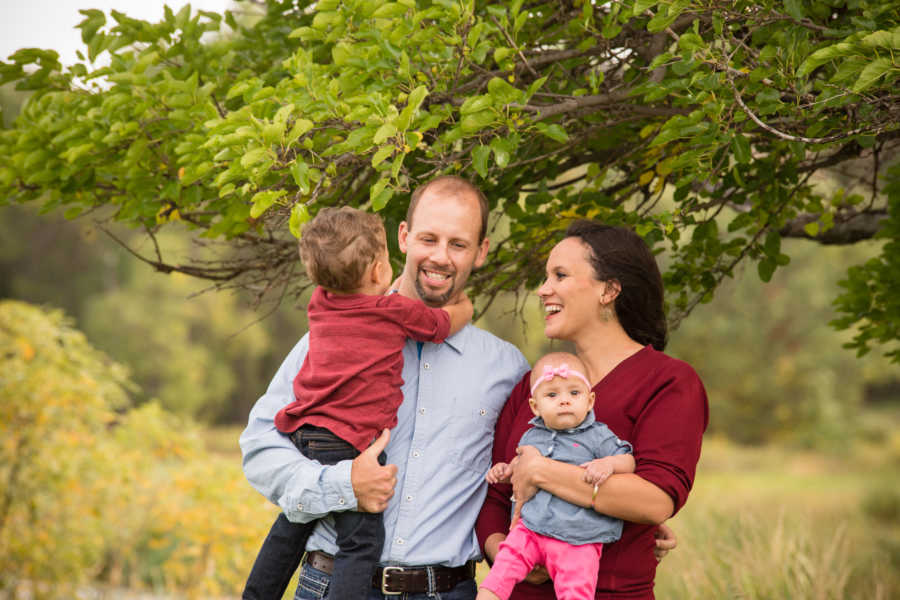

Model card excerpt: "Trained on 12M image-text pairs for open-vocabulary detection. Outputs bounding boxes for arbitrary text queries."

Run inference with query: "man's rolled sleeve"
[280,459,356,522]
[240,334,357,523]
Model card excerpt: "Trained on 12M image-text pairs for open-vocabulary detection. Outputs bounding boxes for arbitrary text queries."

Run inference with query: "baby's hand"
[486,462,512,484]
[581,457,615,486]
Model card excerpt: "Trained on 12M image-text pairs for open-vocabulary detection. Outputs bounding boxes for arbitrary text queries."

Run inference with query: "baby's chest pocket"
[450,401,501,475]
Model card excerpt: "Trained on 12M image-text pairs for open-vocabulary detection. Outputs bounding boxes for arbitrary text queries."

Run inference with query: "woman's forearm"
[531,457,673,524]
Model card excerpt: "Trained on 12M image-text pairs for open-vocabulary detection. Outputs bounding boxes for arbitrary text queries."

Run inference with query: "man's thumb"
[366,428,391,456]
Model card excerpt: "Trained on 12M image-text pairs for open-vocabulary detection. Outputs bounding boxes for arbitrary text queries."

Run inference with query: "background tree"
[1,0,898,361]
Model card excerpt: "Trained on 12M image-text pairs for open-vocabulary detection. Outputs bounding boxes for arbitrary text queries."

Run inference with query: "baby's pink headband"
[530,363,591,395]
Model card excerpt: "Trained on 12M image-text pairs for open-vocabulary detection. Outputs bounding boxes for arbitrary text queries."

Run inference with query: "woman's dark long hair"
[565,220,668,351]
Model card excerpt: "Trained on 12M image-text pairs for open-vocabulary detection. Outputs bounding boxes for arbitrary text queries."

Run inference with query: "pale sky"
[1,0,232,66]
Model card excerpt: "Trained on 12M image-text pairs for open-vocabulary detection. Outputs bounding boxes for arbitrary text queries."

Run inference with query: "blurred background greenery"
[1,79,898,598]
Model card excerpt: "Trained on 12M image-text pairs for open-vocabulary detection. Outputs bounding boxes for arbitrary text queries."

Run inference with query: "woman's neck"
[573,320,645,385]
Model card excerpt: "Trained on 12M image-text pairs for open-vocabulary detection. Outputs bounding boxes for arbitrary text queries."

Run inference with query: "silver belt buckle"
[380,565,404,595]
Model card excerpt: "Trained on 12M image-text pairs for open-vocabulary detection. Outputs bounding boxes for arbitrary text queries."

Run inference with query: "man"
[240,175,530,599]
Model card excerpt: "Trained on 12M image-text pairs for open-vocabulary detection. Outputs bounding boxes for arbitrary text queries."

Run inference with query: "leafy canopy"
[1,0,898,360]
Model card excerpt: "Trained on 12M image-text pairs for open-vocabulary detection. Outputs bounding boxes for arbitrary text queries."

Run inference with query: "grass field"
[208,419,900,600]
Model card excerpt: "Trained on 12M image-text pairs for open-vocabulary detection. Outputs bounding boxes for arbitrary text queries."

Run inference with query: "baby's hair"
[530,352,590,390]
[298,206,386,293]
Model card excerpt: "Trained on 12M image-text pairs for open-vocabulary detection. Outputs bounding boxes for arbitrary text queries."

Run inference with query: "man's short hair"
[407,175,489,242]
[299,206,386,292]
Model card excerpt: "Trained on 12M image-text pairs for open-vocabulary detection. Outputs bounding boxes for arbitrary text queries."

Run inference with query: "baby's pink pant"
[481,521,603,600]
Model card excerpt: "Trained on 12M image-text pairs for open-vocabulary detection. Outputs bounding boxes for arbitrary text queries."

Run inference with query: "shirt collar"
[442,323,469,355]
[528,410,596,433]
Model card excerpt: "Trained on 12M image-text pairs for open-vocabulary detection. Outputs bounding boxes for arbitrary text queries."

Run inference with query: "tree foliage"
[1,0,898,358]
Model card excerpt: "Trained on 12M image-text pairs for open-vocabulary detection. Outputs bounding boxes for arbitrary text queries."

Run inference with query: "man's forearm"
[239,336,357,521]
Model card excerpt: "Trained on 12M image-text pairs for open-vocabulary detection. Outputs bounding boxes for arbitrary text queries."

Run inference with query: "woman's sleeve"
[476,372,531,553]
[631,363,709,514]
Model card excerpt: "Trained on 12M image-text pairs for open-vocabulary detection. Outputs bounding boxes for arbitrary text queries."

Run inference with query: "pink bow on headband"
[530,363,592,395]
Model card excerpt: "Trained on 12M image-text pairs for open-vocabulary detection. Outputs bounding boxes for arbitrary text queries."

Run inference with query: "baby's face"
[529,370,595,430]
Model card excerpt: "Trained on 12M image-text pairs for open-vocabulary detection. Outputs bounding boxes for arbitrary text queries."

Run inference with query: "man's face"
[397,186,489,307]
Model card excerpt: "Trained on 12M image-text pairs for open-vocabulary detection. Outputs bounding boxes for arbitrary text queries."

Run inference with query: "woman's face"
[537,237,609,340]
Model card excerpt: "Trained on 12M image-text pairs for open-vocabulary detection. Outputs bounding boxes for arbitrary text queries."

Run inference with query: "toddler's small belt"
[304,550,475,595]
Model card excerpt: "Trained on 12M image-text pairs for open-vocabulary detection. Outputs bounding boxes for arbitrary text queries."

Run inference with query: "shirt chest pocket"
[450,400,501,475]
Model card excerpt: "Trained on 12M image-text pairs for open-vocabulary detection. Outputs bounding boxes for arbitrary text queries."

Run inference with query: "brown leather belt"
[304,550,475,595]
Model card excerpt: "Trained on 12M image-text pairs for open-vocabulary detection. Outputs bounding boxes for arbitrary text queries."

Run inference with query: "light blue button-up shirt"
[240,323,529,567]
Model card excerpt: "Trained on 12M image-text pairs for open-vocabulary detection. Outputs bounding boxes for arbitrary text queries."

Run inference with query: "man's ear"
[398,221,409,254]
[474,237,490,269]
[528,397,540,416]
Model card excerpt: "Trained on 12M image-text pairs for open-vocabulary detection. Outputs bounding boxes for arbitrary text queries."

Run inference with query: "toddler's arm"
[442,293,474,336]
[580,454,636,486]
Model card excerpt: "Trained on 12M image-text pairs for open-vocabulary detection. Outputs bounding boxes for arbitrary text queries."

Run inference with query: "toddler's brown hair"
[298,206,386,293]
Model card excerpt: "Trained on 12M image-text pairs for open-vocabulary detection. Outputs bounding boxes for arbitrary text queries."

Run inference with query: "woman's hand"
[654,523,677,561]
[509,445,545,506]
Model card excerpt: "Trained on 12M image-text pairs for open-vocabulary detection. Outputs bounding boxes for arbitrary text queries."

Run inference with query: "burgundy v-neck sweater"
[476,346,709,599]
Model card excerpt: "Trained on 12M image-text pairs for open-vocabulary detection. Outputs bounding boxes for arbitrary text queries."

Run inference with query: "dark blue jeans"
[294,562,478,600]
[243,425,385,600]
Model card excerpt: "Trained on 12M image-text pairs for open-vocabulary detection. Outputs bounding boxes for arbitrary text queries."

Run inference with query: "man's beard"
[413,267,461,307]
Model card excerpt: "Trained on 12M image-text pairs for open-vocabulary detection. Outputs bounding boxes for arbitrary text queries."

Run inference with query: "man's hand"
[351,429,398,513]
[486,462,512,484]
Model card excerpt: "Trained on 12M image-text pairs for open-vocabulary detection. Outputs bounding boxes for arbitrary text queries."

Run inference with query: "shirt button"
[479,409,486,416]
[338,498,345,505]
[406,495,413,502]
[423,362,430,370]
[297,503,303,511]
[396,538,405,545]
[412,450,421,458]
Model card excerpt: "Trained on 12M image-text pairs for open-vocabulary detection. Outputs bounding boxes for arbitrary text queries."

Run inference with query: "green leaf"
[757,257,776,282]
[373,122,398,144]
[732,134,751,164]
[633,0,657,17]
[286,119,314,145]
[372,146,394,168]
[241,148,270,168]
[289,203,310,238]
[460,95,493,115]
[249,189,286,219]
[370,178,392,210]
[493,47,514,63]
[291,161,310,194]
[536,122,569,143]
[460,110,495,133]
[487,77,522,104]
[372,3,408,18]
[525,76,548,101]
[472,145,491,178]
[797,42,855,76]
[490,137,513,168]
[852,57,893,93]
[784,0,805,20]
[678,33,703,52]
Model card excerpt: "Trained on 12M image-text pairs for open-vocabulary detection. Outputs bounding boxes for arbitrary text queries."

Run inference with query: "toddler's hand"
[486,462,511,484]
[581,457,615,486]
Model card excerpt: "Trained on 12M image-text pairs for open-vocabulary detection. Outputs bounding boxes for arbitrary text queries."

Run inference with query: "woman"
[476,220,708,599]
